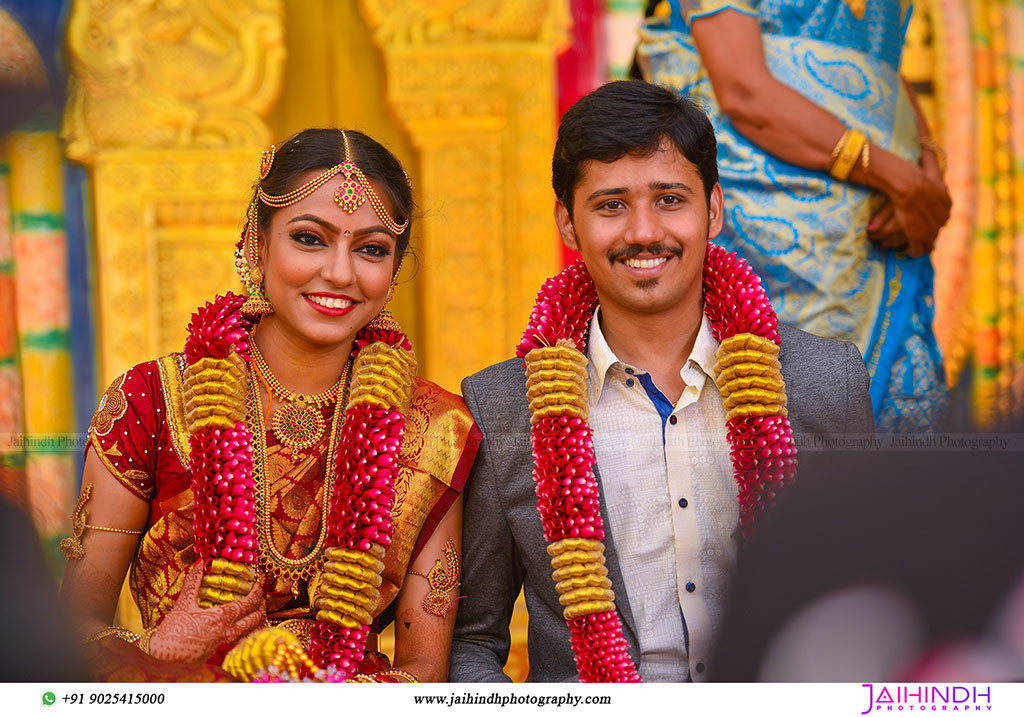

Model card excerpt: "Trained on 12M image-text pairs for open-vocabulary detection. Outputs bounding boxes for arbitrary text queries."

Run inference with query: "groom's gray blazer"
[449,323,874,682]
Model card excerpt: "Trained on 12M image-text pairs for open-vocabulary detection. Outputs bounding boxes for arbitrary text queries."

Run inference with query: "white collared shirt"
[587,308,737,682]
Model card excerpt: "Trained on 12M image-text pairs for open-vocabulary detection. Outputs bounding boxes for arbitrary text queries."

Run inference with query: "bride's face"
[259,170,398,350]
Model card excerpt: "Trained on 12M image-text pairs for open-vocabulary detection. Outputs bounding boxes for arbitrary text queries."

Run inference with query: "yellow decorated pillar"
[358,0,569,390]
[62,0,286,387]
[6,127,76,541]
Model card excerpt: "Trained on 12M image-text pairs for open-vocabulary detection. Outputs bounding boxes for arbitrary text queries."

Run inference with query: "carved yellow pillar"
[358,0,569,390]
[63,0,286,386]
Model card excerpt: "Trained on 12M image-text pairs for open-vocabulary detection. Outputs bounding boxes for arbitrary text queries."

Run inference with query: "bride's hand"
[148,562,265,663]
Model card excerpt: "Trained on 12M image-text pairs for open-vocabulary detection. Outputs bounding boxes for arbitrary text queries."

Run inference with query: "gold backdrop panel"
[63,0,285,388]
[266,0,422,358]
[157,228,244,354]
[91,150,256,384]
[359,0,569,390]
[63,0,284,163]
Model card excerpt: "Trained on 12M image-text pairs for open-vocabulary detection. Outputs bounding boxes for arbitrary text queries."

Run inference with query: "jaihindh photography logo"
[860,685,993,713]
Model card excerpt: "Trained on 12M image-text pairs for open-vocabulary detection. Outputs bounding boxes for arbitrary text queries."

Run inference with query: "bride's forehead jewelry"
[255,130,409,236]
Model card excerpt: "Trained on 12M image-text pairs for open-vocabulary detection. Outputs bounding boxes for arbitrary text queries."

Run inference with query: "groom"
[449,81,874,682]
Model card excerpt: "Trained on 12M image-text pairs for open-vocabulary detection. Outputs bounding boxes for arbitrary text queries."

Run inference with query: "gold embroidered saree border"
[156,354,191,469]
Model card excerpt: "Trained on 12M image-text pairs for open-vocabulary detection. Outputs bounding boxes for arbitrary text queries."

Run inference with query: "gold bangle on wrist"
[861,140,870,174]
[373,668,420,683]
[85,626,141,645]
[829,129,850,166]
[920,136,947,172]
[137,626,158,655]
[828,129,868,181]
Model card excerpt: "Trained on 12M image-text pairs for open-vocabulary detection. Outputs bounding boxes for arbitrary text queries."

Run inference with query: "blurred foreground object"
[0,497,85,680]
[713,428,1024,681]
[0,8,47,135]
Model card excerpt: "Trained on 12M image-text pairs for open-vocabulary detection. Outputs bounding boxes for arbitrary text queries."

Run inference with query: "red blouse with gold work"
[86,353,478,680]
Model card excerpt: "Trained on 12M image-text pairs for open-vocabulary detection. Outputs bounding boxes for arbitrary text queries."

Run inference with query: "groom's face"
[554,141,724,321]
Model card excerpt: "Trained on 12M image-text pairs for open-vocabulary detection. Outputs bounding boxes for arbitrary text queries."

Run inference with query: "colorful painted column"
[0,146,27,508]
[6,122,75,557]
[1007,0,1024,416]
[968,0,1018,427]
[604,0,647,80]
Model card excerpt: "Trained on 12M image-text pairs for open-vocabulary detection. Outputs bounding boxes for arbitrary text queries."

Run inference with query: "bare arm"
[690,9,951,256]
[61,448,265,662]
[60,448,150,641]
[391,495,463,682]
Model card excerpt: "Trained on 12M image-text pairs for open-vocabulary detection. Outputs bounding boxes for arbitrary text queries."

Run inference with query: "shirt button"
[625,368,635,375]
[669,415,678,425]
[686,581,696,593]
[678,498,688,508]
[625,378,635,387]
[695,662,705,674]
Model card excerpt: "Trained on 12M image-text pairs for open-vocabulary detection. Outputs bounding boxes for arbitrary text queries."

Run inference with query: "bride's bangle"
[137,626,158,655]
[85,625,157,654]
[85,626,140,644]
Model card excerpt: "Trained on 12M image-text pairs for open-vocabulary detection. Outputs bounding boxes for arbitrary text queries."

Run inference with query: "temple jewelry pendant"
[270,401,324,450]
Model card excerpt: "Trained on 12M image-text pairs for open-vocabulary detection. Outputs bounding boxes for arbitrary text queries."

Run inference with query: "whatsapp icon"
[42,692,56,706]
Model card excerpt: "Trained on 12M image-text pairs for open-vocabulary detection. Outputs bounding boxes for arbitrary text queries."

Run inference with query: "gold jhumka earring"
[366,256,405,332]
[236,145,278,316]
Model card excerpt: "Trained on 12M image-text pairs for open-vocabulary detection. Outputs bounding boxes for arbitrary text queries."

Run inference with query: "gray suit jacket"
[449,323,874,682]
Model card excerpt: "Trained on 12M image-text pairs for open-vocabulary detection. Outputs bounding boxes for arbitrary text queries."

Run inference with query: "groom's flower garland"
[516,243,798,683]
[182,293,416,682]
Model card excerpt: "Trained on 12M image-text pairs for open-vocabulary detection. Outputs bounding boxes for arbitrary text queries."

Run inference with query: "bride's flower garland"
[182,293,416,682]
[516,243,798,682]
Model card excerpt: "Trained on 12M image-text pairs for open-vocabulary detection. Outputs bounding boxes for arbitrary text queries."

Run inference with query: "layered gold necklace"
[246,337,354,596]
[249,338,345,450]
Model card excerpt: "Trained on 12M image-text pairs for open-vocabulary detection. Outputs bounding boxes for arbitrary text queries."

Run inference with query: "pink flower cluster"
[569,612,642,683]
[517,261,598,358]
[355,324,412,352]
[702,242,781,344]
[308,622,369,677]
[701,243,797,531]
[311,402,405,677]
[185,294,257,568]
[530,416,603,543]
[191,422,257,563]
[520,262,640,682]
[327,403,403,551]
[184,293,251,363]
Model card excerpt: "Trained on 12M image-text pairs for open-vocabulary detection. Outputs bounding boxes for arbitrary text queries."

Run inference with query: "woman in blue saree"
[638,0,951,432]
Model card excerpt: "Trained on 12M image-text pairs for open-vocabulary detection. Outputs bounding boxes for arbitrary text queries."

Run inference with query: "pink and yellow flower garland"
[182,293,417,682]
[516,243,798,683]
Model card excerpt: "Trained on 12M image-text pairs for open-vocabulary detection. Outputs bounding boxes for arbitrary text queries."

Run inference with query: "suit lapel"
[592,462,641,661]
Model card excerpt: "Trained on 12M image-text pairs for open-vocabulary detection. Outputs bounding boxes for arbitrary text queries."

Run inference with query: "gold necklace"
[249,360,352,597]
[249,338,344,450]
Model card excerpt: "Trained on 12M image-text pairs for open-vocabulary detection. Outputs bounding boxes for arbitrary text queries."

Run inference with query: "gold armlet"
[60,482,143,561]
[406,539,460,617]
[84,524,143,535]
